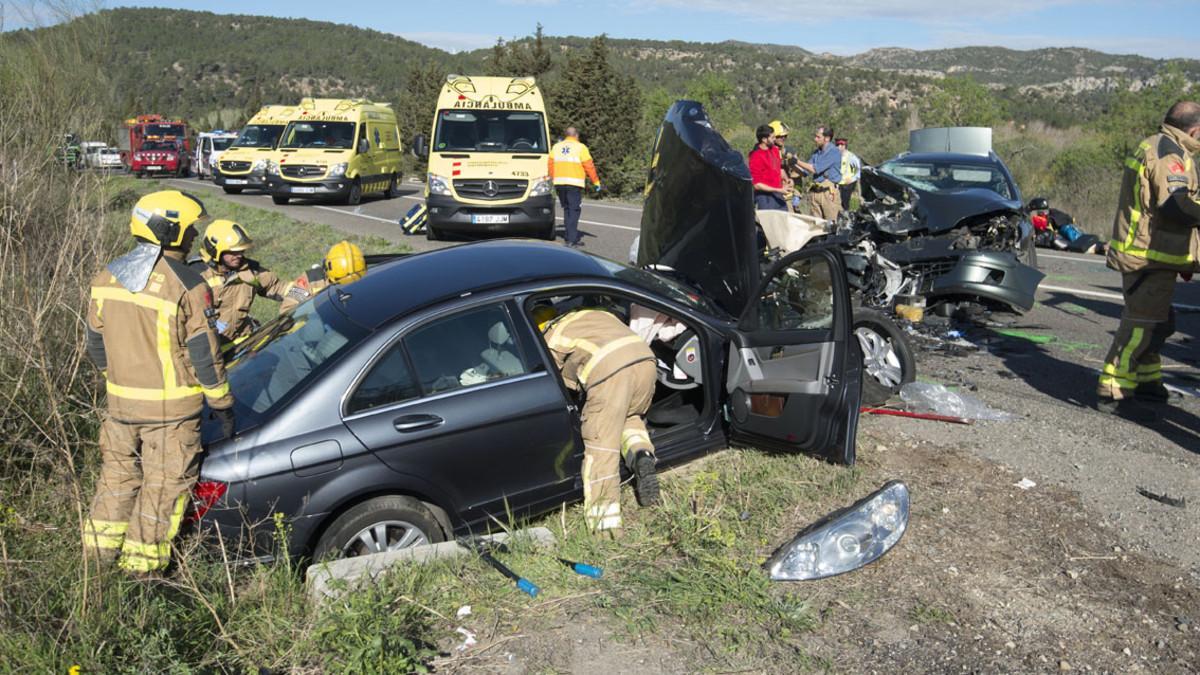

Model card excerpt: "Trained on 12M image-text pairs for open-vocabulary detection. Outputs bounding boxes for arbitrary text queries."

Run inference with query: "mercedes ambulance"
[415,75,554,240]
[266,98,403,206]
[214,105,295,194]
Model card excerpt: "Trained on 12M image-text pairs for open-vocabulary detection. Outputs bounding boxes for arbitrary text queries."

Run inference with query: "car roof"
[883,151,1003,166]
[336,240,615,328]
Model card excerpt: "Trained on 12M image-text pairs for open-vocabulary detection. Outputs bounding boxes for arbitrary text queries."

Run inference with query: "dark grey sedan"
[191,238,863,562]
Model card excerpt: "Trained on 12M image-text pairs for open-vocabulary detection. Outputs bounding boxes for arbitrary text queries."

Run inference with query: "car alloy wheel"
[341,519,429,557]
[852,308,916,407]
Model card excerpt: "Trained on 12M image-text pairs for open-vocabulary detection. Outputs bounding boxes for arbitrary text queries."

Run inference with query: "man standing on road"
[84,190,234,576]
[533,304,660,535]
[196,219,293,353]
[549,127,601,248]
[750,124,788,210]
[1097,101,1200,420]
[279,240,368,313]
[794,125,843,221]
[835,138,862,212]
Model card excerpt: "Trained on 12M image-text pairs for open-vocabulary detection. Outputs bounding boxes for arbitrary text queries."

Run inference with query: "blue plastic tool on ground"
[558,558,603,578]
[460,538,540,597]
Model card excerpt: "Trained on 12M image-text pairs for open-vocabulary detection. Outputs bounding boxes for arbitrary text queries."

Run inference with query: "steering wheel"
[510,138,534,150]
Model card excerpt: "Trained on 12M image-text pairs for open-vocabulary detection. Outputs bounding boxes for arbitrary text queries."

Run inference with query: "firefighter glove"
[212,406,236,439]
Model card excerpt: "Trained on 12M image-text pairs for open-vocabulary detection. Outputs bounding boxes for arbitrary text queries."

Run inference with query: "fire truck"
[121,114,192,178]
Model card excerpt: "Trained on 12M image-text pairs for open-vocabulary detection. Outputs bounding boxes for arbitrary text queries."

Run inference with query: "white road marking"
[587,201,644,213]
[371,194,640,232]
[1039,252,1108,265]
[312,205,399,224]
[1039,283,1200,312]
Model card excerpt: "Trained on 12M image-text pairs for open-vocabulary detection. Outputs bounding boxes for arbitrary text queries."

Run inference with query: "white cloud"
[398,31,500,53]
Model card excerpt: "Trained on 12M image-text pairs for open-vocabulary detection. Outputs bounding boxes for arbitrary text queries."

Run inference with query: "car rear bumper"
[426,193,555,236]
[928,251,1045,312]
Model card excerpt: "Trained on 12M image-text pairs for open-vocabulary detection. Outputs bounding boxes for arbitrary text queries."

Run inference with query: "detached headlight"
[328,162,348,177]
[765,480,909,581]
[529,175,552,197]
[428,173,452,196]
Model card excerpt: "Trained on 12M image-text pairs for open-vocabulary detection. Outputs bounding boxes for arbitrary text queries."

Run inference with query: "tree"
[918,76,1005,128]
[487,23,553,78]
[550,35,644,195]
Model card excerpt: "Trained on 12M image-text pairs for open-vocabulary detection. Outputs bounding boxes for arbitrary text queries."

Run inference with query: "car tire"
[346,178,363,206]
[312,495,446,561]
[853,308,916,407]
[426,225,441,241]
[223,186,243,195]
[271,194,289,205]
[1021,235,1039,269]
[383,173,398,199]
[538,223,556,241]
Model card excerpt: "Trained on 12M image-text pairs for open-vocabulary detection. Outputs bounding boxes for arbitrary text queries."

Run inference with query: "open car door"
[726,246,862,464]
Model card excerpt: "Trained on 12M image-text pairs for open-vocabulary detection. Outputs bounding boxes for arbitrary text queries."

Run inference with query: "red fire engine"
[123,114,192,178]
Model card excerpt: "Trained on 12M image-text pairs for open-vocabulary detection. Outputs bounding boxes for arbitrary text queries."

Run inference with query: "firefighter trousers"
[579,361,656,532]
[808,187,841,222]
[84,415,202,572]
[1098,270,1177,400]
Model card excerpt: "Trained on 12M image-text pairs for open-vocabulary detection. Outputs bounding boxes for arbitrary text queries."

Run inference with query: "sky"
[5,0,1200,60]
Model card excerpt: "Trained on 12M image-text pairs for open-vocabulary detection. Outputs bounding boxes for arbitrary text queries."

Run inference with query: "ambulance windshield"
[233,124,284,149]
[280,121,357,150]
[433,110,547,153]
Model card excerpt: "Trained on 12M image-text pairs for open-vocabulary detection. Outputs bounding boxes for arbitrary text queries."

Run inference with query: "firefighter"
[1097,100,1200,420]
[793,125,843,221]
[84,190,234,576]
[533,304,659,534]
[197,219,293,351]
[279,240,367,313]
[835,138,862,212]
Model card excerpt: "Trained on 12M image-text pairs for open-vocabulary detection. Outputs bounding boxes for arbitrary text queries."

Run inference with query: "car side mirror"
[411,133,428,159]
[357,139,370,154]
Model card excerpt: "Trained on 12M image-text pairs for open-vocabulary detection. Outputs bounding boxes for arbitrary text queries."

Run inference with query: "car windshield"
[224,299,368,428]
[101,149,120,155]
[879,159,1014,199]
[433,110,548,153]
[592,258,718,315]
[280,121,357,149]
[212,137,235,151]
[140,141,176,151]
[233,124,284,149]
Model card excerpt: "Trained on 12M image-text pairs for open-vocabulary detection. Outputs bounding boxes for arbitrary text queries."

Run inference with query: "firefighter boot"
[633,450,660,507]
[1134,382,1182,404]
[1095,396,1158,424]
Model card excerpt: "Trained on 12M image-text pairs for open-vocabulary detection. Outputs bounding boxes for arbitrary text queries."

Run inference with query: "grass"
[908,600,957,626]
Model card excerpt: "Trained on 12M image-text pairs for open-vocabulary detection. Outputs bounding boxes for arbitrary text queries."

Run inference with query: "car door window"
[755,256,834,331]
[347,343,420,414]
[406,304,533,395]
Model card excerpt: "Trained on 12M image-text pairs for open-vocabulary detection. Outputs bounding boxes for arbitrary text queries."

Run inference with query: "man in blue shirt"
[794,125,843,221]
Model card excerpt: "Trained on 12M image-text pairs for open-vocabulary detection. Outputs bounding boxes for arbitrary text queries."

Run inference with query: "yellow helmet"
[531,305,558,331]
[324,240,366,285]
[769,120,789,136]
[129,190,207,248]
[200,219,253,264]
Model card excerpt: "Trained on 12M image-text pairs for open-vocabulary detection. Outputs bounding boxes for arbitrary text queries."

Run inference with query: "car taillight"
[187,480,228,523]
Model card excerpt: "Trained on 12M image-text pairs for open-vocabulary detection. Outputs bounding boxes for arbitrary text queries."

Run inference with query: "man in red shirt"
[749,124,788,210]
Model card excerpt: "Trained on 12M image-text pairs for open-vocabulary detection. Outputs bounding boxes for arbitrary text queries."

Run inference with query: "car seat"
[480,321,524,377]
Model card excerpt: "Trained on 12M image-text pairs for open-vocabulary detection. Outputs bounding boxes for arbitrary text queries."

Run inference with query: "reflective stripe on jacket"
[838,150,861,185]
[279,266,327,314]
[1107,124,1200,273]
[87,252,232,422]
[549,137,600,188]
[542,309,654,391]
[201,259,292,340]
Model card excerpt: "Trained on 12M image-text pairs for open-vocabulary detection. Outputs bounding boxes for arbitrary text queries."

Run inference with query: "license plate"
[225,179,247,185]
[471,214,509,224]
[293,186,317,194]
[146,165,162,171]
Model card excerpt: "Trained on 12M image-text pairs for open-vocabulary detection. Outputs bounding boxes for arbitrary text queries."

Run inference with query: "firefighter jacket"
[279,266,328,314]
[200,259,292,341]
[1108,124,1200,273]
[542,309,655,392]
[86,250,233,422]
[549,137,600,189]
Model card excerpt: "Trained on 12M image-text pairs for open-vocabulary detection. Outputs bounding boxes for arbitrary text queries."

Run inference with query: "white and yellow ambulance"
[214,104,296,194]
[416,75,554,240]
[266,98,403,206]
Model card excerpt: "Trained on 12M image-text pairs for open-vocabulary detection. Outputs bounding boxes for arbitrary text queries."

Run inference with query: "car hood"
[636,100,759,318]
[859,168,1023,235]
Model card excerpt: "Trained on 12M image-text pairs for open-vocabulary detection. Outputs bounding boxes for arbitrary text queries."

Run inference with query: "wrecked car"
[191,236,865,562]
[840,130,1045,314]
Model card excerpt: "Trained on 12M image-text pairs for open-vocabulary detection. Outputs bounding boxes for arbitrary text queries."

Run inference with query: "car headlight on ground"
[529,176,552,197]
[428,173,452,196]
[328,162,348,177]
[765,480,909,581]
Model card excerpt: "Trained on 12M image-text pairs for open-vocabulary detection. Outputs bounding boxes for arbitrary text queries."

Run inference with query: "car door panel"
[727,247,860,464]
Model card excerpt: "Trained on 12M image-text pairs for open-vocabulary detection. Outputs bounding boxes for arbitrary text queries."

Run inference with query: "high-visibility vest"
[549,137,600,188]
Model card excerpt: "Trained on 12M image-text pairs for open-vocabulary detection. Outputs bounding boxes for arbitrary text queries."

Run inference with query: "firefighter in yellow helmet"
[279,240,367,313]
[532,303,659,535]
[84,190,234,576]
[196,219,293,352]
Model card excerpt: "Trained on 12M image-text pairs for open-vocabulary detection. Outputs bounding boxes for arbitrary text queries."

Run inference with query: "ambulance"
[214,105,295,194]
[266,98,403,206]
[415,75,554,240]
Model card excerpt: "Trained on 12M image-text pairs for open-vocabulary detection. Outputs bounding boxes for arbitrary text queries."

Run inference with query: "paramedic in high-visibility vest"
[835,138,862,212]
[549,127,601,248]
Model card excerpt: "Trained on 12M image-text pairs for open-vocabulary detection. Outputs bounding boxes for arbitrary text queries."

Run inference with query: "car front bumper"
[426,193,555,236]
[928,251,1045,312]
[266,176,353,200]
